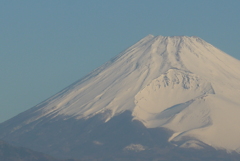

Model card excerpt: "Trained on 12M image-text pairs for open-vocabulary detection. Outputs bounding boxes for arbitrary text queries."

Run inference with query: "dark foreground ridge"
[0,140,80,161]
[1,111,240,161]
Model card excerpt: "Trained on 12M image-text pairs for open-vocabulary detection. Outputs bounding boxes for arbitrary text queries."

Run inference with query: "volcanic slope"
[1,35,240,158]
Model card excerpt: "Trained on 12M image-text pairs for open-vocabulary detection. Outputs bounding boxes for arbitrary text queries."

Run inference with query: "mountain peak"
[137,35,209,56]
[144,35,204,41]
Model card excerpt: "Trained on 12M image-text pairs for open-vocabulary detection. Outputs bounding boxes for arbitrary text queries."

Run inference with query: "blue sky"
[1,0,240,123]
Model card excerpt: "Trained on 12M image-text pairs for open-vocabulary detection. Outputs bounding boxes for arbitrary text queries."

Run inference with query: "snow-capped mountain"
[1,35,240,160]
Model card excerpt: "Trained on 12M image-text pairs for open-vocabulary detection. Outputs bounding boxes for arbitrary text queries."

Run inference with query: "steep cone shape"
[1,35,240,155]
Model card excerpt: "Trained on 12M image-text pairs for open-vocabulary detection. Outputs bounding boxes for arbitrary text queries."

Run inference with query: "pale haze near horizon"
[1,0,240,123]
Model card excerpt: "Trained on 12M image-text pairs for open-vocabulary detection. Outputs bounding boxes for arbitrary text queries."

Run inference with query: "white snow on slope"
[132,69,215,128]
[21,35,240,152]
[169,94,240,151]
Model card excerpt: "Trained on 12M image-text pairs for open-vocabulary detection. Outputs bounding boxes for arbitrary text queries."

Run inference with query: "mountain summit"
[1,35,240,160]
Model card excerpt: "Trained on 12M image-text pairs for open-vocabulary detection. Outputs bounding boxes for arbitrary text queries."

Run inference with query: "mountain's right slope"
[131,36,240,151]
